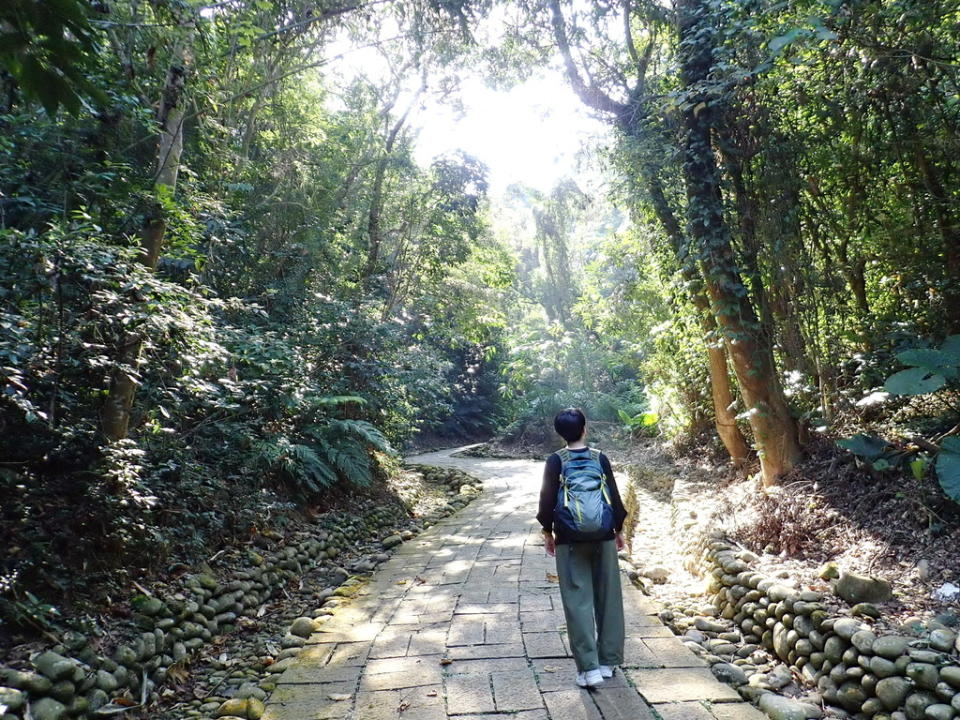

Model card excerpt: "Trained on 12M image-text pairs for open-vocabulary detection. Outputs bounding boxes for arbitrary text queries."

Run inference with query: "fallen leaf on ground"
[439,657,453,665]
[328,693,352,701]
[166,661,189,684]
[546,572,559,583]
[425,690,438,697]
[398,701,410,712]
[396,579,407,585]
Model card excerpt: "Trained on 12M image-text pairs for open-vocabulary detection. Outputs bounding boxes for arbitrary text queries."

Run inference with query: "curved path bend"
[262,448,764,720]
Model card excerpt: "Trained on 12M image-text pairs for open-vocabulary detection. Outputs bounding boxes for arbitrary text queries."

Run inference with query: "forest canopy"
[2,0,960,630]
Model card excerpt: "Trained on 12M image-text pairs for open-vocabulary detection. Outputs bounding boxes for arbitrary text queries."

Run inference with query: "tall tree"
[102,13,195,440]
[675,0,801,483]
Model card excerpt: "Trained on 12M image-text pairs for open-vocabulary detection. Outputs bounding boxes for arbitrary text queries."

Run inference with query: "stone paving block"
[458,589,490,603]
[466,565,497,582]
[491,668,544,712]
[353,684,445,720]
[592,685,658,719]
[626,668,742,703]
[523,631,569,659]
[408,627,448,656]
[261,699,352,720]
[444,642,525,660]
[654,701,717,720]
[519,610,565,631]
[369,627,414,659]
[393,611,456,626]
[493,566,520,582]
[292,643,334,665]
[452,711,548,720]
[448,615,486,646]
[519,593,553,612]
[439,572,469,585]
[485,586,520,603]
[365,656,443,675]
[360,667,441,690]
[268,681,357,706]
[643,636,708,668]
[623,637,660,668]
[629,624,677,639]
[455,602,516,615]
[622,592,661,616]
[307,622,383,644]
[484,617,522,644]
[709,702,769,720]
[326,641,371,667]
[541,689,603,720]
[276,660,361,685]
[444,673,496,714]
[531,659,576,692]
[442,656,528,675]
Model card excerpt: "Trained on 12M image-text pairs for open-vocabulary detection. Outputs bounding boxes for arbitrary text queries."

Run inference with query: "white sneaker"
[576,669,604,688]
[599,665,615,678]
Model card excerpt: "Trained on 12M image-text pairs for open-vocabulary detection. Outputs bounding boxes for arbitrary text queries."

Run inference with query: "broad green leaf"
[769,28,805,55]
[884,367,946,396]
[895,348,958,370]
[940,335,960,357]
[837,433,887,460]
[935,438,960,504]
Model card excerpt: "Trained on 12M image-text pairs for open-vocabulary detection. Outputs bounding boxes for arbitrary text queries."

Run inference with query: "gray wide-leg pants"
[555,539,625,672]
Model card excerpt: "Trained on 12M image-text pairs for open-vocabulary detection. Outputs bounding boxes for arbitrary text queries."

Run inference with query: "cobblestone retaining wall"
[700,539,960,720]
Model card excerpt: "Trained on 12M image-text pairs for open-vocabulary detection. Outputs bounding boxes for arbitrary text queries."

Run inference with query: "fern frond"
[316,437,372,487]
[253,434,337,497]
[329,419,392,453]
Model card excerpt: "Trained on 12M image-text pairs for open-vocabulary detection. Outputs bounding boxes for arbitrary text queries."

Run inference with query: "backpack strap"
[555,449,572,509]
[590,449,612,505]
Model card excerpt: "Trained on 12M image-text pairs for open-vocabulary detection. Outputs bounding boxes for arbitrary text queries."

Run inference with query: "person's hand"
[543,531,556,557]
[615,531,625,551]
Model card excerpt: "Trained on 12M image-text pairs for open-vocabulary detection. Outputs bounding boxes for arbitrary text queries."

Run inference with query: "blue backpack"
[553,447,614,541]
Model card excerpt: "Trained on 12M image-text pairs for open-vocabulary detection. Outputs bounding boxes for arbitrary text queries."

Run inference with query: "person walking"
[537,407,628,689]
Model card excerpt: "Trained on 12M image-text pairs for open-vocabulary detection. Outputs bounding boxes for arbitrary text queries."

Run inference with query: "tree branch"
[548,0,628,118]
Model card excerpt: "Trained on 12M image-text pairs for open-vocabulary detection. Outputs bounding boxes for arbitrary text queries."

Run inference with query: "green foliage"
[0,0,510,627]
[0,0,105,114]
[252,419,393,498]
[618,409,659,437]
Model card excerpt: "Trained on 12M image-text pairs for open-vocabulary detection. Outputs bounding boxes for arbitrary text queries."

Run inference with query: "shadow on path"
[261,447,763,720]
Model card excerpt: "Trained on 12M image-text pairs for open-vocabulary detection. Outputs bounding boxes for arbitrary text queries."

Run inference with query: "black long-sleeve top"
[537,448,628,544]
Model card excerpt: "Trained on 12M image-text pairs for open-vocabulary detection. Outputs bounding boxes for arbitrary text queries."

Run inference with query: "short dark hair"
[554,408,586,442]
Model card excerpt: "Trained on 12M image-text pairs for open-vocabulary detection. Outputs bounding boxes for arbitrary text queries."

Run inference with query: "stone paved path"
[263,449,765,720]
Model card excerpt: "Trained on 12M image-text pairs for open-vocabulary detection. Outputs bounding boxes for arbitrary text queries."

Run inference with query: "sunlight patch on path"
[260,447,764,720]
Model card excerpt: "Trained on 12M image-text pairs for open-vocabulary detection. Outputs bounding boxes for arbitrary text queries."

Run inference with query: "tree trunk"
[364,87,422,285]
[913,148,960,331]
[102,35,191,441]
[646,176,751,466]
[677,0,801,485]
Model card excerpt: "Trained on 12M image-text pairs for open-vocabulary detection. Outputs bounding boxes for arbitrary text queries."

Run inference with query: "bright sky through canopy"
[323,20,610,196]
[411,72,609,194]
